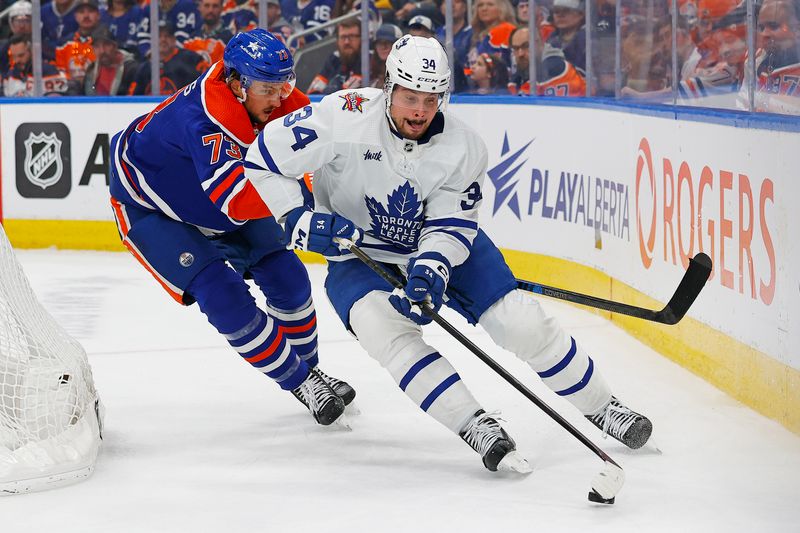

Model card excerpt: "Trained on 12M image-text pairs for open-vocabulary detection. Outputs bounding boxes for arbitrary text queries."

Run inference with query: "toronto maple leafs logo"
[339,92,369,112]
[365,182,424,248]
[487,132,534,220]
[395,36,410,50]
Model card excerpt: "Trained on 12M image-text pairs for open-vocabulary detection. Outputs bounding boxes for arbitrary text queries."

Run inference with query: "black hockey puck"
[588,490,615,504]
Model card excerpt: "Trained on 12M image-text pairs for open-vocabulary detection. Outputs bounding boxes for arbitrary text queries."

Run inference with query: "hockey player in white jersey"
[245,35,653,471]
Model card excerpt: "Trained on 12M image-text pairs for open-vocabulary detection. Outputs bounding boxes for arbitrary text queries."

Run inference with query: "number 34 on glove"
[285,207,363,257]
[389,252,451,325]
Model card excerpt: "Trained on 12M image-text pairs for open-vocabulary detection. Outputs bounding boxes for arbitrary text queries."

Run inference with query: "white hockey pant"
[479,290,612,415]
[349,291,481,433]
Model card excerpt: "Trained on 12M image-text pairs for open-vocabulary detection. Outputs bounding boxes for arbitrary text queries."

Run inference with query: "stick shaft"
[516,252,712,325]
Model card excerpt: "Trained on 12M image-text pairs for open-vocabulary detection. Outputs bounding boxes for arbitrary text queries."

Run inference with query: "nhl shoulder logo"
[15,123,71,199]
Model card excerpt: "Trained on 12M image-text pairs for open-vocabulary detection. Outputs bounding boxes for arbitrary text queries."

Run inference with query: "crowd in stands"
[0,0,797,112]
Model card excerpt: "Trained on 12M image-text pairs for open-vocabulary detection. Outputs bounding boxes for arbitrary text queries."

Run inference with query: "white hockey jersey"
[245,87,489,267]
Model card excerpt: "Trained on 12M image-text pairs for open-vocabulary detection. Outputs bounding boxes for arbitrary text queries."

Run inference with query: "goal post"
[0,223,103,495]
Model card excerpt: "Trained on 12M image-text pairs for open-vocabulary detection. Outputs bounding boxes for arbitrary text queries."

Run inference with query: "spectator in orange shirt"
[55,0,104,92]
[507,25,586,96]
[3,35,69,96]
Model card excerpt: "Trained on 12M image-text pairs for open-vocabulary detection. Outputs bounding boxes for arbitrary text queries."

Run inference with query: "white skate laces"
[459,410,531,473]
[460,410,507,458]
[291,369,345,426]
[586,397,653,450]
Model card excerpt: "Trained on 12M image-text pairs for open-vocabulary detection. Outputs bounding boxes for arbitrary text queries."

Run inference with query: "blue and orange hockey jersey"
[110,61,310,233]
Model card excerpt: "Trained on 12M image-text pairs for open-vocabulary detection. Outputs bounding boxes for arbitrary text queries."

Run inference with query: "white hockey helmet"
[384,35,451,113]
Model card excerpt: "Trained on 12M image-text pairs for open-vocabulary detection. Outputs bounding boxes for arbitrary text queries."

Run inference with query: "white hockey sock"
[350,291,480,433]
[479,290,611,414]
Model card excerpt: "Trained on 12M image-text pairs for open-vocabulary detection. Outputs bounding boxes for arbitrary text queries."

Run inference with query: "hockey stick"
[516,252,713,325]
[336,238,625,505]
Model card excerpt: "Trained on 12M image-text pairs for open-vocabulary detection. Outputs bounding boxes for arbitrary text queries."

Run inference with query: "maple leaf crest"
[364,182,423,249]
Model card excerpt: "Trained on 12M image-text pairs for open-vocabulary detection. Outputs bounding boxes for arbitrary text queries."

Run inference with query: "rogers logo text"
[634,137,776,305]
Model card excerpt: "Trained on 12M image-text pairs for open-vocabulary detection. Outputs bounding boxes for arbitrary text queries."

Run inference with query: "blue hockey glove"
[284,207,363,257]
[389,252,450,325]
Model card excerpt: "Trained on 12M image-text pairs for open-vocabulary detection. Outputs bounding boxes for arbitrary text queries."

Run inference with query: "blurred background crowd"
[0,0,797,113]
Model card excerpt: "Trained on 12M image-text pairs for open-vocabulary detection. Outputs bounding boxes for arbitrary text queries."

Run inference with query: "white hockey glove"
[284,207,363,257]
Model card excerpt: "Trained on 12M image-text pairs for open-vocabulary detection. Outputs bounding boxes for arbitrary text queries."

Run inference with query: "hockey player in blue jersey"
[244,35,653,471]
[108,29,354,426]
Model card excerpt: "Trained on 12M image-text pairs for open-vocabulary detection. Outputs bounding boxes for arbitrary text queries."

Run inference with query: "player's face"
[242,80,287,123]
[390,85,441,140]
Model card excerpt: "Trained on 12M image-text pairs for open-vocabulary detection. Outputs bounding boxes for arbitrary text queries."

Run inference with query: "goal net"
[0,223,102,495]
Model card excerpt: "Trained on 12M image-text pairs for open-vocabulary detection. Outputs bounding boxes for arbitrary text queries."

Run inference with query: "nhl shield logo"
[23,132,63,189]
[15,122,71,199]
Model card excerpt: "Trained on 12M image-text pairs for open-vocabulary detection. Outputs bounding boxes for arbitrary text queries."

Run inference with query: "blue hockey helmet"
[223,29,295,94]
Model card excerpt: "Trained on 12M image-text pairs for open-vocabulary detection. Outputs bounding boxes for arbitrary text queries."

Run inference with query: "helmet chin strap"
[383,82,402,133]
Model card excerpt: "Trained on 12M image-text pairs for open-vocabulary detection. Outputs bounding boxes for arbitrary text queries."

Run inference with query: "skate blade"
[344,401,361,416]
[328,411,352,431]
[497,451,533,474]
[645,436,662,454]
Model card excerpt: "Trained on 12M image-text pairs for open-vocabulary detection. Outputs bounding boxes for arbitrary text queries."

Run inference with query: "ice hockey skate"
[460,410,532,473]
[291,369,346,426]
[314,368,356,405]
[586,396,653,449]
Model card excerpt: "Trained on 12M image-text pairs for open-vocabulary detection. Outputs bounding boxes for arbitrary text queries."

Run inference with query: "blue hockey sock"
[187,260,309,390]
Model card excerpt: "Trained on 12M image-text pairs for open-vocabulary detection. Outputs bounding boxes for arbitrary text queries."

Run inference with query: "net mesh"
[0,223,101,495]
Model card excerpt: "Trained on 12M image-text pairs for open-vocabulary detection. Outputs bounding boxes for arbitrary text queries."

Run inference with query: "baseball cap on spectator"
[74,0,100,10]
[158,19,176,34]
[8,1,32,19]
[375,23,403,43]
[552,0,584,10]
[91,26,115,44]
[266,0,280,5]
[408,15,434,32]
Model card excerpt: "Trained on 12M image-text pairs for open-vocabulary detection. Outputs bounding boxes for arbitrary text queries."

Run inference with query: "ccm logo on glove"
[285,207,363,257]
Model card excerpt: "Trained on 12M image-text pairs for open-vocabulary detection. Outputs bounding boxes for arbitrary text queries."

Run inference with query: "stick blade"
[659,252,713,324]
[589,461,625,504]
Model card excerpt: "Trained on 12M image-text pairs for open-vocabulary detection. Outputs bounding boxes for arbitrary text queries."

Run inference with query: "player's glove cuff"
[284,207,363,257]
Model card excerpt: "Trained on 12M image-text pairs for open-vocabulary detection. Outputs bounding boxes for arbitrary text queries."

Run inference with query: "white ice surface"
[3,250,799,532]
